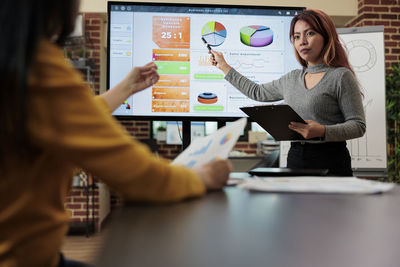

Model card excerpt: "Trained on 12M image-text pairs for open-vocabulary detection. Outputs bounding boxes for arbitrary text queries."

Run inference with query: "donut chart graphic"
[198,92,218,104]
[201,21,227,47]
[240,25,273,47]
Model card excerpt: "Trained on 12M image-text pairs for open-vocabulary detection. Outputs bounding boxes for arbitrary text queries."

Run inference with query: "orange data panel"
[153,16,190,49]
[152,49,190,61]
[154,74,190,87]
[152,100,189,112]
[152,87,189,100]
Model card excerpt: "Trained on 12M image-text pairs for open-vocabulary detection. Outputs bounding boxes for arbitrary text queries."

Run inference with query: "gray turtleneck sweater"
[225,64,366,142]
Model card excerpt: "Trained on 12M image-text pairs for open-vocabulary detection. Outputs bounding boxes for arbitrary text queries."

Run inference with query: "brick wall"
[112,121,260,159]
[83,13,102,95]
[63,14,106,231]
[234,142,258,154]
[345,0,400,73]
[65,187,99,228]
[157,143,183,159]
[118,120,151,139]
[154,140,258,160]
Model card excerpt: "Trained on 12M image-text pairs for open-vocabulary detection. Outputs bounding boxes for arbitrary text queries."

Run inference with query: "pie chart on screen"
[201,21,227,47]
[240,25,274,47]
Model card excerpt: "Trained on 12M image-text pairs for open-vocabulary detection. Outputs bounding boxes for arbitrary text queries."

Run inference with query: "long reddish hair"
[289,9,355,74]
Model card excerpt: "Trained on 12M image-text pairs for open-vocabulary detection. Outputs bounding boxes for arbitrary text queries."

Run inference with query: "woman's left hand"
[288,120,325,139]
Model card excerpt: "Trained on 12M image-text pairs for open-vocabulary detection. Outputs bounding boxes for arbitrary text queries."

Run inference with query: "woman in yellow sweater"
[0,1,231,266]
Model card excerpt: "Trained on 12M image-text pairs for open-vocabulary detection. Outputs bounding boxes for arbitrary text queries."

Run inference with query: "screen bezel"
[107,1,304,122]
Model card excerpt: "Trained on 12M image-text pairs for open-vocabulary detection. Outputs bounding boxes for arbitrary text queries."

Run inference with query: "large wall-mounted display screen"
[107,2,303,120]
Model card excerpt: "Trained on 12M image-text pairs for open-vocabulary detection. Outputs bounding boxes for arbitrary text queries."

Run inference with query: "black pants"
[287,141,352,176]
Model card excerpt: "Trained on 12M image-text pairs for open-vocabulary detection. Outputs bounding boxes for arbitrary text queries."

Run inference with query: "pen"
[201,37,215,59]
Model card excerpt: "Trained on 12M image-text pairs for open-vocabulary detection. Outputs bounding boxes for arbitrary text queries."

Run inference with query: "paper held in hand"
[172,118,247,168]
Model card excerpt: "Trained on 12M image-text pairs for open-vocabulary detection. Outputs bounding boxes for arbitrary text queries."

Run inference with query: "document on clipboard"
[240,104,306,141]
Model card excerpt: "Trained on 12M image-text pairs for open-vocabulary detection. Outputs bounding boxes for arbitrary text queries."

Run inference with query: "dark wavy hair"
[0,0,79,164]
[289,9,355,74]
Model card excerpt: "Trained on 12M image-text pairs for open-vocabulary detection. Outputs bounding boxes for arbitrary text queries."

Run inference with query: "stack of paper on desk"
[238,177,395,194]
[172,118,247,168]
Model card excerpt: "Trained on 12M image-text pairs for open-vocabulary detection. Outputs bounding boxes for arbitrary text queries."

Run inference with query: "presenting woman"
[211,9,365,176]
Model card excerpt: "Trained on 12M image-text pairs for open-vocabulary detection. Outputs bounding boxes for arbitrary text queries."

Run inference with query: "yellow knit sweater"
[0,40,205,267]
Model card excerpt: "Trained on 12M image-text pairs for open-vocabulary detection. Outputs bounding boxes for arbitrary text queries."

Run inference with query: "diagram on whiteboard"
[342,30,387,169]
[347,39,377,72]
[280,27,387,172]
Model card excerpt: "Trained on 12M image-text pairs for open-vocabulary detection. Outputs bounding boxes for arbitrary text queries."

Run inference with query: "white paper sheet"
[172,118,247,168]
[238,176,395,194]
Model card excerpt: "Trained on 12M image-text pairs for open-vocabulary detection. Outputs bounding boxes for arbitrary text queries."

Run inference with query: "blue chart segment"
[201,21,227,47]
[189,140,213,156]
[186,160,197,168]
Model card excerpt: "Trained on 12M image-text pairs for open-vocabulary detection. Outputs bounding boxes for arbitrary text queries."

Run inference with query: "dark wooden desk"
[98,184,400,267]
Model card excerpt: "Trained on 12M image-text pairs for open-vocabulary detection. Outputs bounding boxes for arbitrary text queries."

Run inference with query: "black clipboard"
[240,104,306,141]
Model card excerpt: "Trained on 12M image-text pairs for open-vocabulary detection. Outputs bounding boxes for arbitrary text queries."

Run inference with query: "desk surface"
[98,183,400,267]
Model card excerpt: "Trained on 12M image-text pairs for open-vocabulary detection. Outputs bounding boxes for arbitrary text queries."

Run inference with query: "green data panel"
[193,106,224,111]
[155,62,190,74]
[194,74,224,80]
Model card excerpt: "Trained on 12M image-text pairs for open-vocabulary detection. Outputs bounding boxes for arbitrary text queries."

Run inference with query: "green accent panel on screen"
[240,27,257,46]
[193,105,224,111]
[155,62,190,74]
[194,73,224,80]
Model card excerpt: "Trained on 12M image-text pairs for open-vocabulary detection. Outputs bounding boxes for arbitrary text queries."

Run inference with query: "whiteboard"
[280,26,387,176]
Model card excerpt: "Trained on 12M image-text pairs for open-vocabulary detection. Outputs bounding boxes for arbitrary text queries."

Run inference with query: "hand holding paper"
[172,118,247,190]
[193,160,233,190]
[172,118,247,168]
